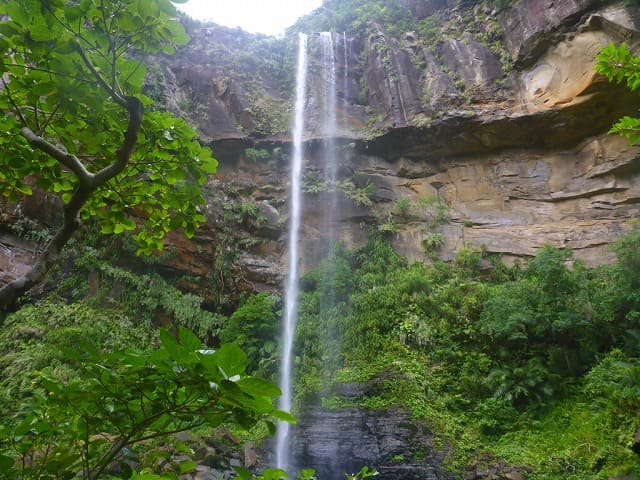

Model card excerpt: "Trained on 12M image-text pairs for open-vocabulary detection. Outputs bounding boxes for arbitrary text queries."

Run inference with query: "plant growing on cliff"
[597,42,640,144]
[0,0,218,312]
[219,292,280,376]
[294,235,640,477]
[302,173,375,206]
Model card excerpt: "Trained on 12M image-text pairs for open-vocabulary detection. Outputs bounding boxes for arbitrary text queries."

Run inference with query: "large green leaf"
[178,326,202,351]
[0,453,14,471]
[159,329,185,360]
[269,410,297,423]
[214,344,248,378]
[236,377,282,397]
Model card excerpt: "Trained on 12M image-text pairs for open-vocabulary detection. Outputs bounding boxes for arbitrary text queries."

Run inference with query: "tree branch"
[0,96,143,313]
[94,96,143,183]
[2,63,96,83]
[0,186,87,312]
[75,41,127,108]
[130,420,207,444]
[2,78,28,127]
[89,435,130,480]
[20,128,95,184]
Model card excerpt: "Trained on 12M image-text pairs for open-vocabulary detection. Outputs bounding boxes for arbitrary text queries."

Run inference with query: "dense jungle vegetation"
[286,232,640,479]
[1,225,639,479]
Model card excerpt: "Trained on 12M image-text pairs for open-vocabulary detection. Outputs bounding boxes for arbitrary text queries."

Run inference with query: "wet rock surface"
[289,405,449,480]
[260,382,454,480]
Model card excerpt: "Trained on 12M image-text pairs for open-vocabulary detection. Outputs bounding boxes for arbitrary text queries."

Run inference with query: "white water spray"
[343,32,349,123]
[320,32,338,182]
[276,33,308,472]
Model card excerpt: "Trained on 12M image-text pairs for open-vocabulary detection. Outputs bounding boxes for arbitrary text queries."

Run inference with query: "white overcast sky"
[174,0,323,36]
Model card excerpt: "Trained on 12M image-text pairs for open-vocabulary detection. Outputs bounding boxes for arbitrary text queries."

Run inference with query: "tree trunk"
[0,96,143,314]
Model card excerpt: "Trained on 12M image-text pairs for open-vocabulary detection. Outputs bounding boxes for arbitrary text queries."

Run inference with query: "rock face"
[260,383,454,480]
[288,404,449,480]
[156,0,639,282]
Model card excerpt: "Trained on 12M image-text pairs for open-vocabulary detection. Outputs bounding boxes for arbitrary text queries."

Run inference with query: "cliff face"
[150,0,640,294]
[3,0,640,299]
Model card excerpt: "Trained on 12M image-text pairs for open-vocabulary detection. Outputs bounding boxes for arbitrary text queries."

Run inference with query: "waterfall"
[318,32,340,377]
[343,32,348,123]
[276,32,348,476]
[321,32,338,183]
[276,32,308,472]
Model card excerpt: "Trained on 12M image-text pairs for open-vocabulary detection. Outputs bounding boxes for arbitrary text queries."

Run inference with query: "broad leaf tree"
[0,0,218,311]
[0,326,295,479]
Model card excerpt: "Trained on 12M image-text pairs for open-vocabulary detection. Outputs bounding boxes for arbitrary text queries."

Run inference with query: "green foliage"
[584,349,640,412]
[0,0,217,256]
[418,17,440,47]
[0,298,156,407]
[220,293,280,376]
[203,193,268,308]
[5,215,53,245]
[491,0,513,8]
[232,465,377,480]
[0,326,293,480]
[89,262,222,340]
[293,232,640,477]
[395,198,411,217]
[375,210,398,234]
[290,0,413,38]
[345,466,379,480]
[245,148,272,162]
[421,232,443,258]
[489,350,640,479]
[295,239,407,394]
[592,225,640,354]
[233,466,289,480]
[596,43,640,144]
[302,173,375,207]
[45,241,222,340]
[245,90,292,136]
[480,246,598,403]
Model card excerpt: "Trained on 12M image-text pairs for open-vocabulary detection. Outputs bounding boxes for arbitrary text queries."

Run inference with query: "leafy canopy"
[0,326,294,480]
[0,0,217,254]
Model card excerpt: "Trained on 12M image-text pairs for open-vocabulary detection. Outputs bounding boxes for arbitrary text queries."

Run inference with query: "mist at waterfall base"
[274,32,359,479]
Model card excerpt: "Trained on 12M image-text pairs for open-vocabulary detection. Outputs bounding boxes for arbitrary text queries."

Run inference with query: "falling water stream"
[276,32,308,471]
[342,32,349,124]
[321,32,338,182]
[277,32,346,475]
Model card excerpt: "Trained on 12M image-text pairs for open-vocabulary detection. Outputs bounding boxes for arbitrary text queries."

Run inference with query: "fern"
[90,262,221,339]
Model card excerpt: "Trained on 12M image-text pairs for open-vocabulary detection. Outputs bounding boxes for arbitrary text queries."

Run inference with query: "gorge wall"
[152,0,640,297]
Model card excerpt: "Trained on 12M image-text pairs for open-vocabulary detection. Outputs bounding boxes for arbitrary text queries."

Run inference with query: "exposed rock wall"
[287,405,450,480]
[355,1,640,266]
[258,381,456,480]
[160,0,640,283]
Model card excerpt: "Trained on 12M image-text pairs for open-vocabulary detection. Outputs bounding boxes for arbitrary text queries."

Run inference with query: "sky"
[174,0,323,36]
